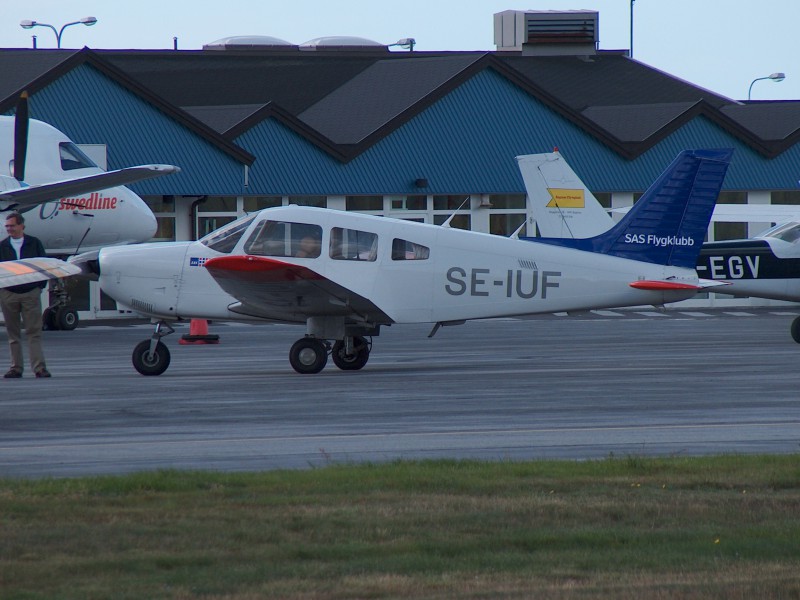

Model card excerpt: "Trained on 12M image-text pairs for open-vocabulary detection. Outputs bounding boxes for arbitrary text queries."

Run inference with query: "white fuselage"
[0,117,157,254]
[97,206,700,325]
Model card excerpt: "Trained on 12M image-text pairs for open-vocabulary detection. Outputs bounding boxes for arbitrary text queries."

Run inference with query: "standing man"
[0,212,51,378]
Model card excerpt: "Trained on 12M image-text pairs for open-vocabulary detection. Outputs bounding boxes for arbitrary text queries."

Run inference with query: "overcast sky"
[2,0,797,102]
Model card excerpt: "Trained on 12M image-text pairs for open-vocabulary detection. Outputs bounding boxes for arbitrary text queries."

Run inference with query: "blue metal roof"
[13,63,800,198]
[237,69,800,196]
[19,64,246,196]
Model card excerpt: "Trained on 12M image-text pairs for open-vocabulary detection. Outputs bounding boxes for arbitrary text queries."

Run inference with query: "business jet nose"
[120,189,158,244]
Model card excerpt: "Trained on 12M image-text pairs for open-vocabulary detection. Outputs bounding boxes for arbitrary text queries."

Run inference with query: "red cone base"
[179,319,220,345]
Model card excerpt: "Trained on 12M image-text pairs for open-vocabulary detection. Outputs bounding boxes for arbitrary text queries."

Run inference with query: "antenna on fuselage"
[509,220,527,239]
[441,195,471,228]
[73,213,95,255]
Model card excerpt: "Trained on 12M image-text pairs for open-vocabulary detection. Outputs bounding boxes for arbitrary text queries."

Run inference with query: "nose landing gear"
[132,321,174,376]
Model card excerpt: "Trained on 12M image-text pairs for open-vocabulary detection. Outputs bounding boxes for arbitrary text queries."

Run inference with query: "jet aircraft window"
[244,220,322,258]
[200,213,258,253]
[391,238,430,260]
[329,227,377,261]
[59,142,98,171]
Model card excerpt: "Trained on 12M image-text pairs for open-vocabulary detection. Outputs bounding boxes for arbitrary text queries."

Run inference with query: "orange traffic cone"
[179,319,220,345]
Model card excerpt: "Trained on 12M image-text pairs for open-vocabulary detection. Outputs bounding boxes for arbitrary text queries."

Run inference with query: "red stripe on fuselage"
[205,255,323,281]
[629,280,700,291]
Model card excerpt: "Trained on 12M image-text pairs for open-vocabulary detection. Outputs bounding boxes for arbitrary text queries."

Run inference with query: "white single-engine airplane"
[0,93,179,328]
[0,148,732,375]
[518,150,800,341]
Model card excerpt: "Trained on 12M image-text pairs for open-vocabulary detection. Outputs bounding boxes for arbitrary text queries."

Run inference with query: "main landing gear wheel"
[791,316,800,344]
[132,339,171,376]
[289,338,328,374]
[331,336,370,371]
[54,306,79,331]
[42,307,78,330]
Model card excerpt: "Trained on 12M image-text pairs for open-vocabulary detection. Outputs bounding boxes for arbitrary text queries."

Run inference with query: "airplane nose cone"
[121,189,158,243]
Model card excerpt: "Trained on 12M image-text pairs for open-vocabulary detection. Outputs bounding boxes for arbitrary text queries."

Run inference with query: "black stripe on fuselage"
[697,240,800,280]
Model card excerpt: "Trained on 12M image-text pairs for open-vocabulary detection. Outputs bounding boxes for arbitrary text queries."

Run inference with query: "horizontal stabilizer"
[0,257,82,289]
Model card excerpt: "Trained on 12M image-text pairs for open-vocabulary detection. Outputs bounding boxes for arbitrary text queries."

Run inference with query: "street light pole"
[20,16,97,48]
[747,72,786,100]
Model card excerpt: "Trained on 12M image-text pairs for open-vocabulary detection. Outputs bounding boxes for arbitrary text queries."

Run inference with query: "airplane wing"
[612,203,800,224]
[204,255,392,324]
[0,257,83,289]
[0,164,180,209]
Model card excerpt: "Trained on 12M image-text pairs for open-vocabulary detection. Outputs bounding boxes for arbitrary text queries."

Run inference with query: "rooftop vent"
[494,10,599,56]
[203,35,297,51]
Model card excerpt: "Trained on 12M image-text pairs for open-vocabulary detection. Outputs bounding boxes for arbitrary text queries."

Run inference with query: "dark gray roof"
[0,49,79,101]
[498,54,734,110]
[721,101,800,140]
[299,55,482,144]
[581,102,699,142]
[183,104,266,132]
[3,46,799,161]
[100,50,385,115]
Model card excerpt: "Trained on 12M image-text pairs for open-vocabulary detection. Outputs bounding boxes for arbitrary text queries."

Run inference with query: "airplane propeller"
[13,91,29,182]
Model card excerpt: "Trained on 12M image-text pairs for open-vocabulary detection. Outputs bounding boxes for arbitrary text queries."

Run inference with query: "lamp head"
[80,16,98,26]
[769,72,786,82]
[20,20,36,29]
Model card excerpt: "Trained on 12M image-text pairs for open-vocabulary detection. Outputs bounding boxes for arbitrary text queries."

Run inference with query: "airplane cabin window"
[329,227,377,261]
[244,221,322,258]
[59,142,98,171]
[391,238,430,260]
[200,213,257,253]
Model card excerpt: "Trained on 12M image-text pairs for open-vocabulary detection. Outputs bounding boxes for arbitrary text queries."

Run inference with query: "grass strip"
[1,454,799,599]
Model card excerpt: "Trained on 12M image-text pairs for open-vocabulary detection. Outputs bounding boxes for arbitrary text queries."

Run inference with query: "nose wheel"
[132,321,174,376]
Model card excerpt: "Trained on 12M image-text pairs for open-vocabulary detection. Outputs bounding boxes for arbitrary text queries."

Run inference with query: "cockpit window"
[244,220,323,258]
[329,227,377,261]
[59,142,98,171]
[200,213,258,253]
[391,238,430,260]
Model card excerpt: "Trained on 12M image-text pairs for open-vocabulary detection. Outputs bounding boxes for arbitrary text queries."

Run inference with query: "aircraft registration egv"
[45,147,728,376]
[518,149,800,342]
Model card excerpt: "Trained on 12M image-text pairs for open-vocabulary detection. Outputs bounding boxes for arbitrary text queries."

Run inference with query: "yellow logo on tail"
[546,188,585,209]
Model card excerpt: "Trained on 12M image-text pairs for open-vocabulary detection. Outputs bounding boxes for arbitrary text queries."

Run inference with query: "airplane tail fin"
[516,151,613,238]
[534,149,733,269]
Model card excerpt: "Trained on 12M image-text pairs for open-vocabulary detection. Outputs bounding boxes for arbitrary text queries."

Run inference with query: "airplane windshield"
[59,142,98,171]
[759,221,800,243]
[200,214,258,253]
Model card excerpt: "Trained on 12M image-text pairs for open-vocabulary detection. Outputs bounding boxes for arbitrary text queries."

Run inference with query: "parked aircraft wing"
[204,255,391,323]
[0,164,180,209]
[0,257,83,289]
[612,203,800,225]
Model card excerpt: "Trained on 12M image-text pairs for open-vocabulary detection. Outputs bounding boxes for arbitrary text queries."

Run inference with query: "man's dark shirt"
[0,234,48,294]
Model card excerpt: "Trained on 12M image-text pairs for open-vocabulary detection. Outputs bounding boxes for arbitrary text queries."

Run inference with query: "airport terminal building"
[3,9,800,318]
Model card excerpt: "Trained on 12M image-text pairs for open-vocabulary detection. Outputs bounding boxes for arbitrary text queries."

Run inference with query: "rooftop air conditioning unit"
[494,10,599,56]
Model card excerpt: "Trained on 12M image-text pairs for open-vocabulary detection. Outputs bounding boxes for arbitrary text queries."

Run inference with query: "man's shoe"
[4,369,22,379]
[35,369,51,378]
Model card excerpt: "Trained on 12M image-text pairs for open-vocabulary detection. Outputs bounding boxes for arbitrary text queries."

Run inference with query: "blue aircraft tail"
[531,149,733,269]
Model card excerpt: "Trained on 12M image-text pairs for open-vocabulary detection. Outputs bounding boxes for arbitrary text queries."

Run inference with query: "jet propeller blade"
[13,91,29,182]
